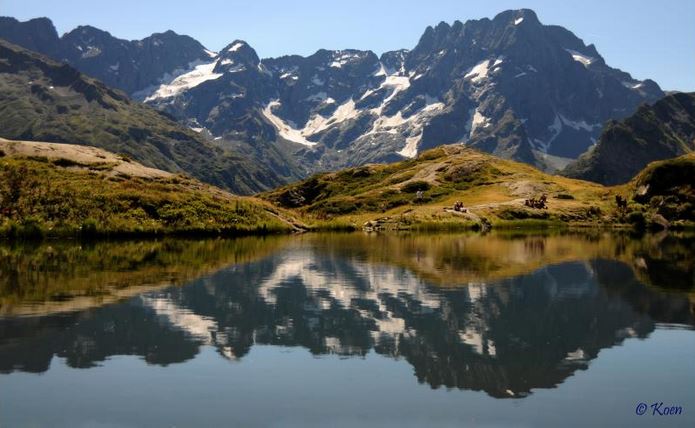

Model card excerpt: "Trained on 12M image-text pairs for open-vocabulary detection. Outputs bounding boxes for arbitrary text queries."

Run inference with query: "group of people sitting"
[453,201,467,212]
[524,194,548,209]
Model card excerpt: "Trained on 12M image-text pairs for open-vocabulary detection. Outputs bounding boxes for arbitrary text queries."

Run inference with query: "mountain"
[0,16,213,96]
[563,92,695,185]
[0,39,299,194]
[0,10,664,175]
[139,9,663,173]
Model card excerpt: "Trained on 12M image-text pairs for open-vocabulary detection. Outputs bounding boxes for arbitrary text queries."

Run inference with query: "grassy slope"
[263,145,695,231]
[0,140,303,237]
[625,152,695,225]
[0,39,292,194]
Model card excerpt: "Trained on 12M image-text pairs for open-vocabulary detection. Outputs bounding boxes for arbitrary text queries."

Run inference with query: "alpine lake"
[1,231,693,427]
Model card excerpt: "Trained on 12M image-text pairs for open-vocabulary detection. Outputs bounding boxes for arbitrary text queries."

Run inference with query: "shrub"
[497,207,549,220]
[80,218,100,237]
[401,180,431,193]
[318,198,359,215]
[627,210,646,230]
[18,217,44,238]
[587,206,602,217]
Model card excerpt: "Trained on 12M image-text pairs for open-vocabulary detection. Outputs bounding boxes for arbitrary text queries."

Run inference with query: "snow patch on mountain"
[331,99,360,123]
[559,114,601,131]
[622,80,645,90]
[264,98,362,146]
[329,51,362,68]
[471,109,491,135]
[397,135,421,158]
[228,42,245,52]
[262,101,318,147]
[465,60,491,83]
[564,49,595,67]
[374,74,411,114]
[80,46,102,59]
[143,60,223,101]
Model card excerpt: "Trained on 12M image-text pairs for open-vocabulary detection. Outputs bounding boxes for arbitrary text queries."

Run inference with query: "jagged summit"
[0,10,664,176]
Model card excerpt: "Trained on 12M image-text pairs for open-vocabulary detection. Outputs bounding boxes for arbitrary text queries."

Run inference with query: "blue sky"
[4,0,694,91]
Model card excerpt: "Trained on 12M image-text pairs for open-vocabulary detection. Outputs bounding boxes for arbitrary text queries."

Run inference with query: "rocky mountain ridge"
[0,10,664,176]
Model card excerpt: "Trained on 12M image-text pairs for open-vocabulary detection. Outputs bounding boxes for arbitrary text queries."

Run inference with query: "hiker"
[615,195,627,211]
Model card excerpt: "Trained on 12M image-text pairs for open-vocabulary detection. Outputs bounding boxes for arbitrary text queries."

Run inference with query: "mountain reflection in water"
[1,232,692,401]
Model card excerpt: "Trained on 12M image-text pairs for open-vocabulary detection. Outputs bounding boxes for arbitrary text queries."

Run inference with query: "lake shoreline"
[3,216,695,241]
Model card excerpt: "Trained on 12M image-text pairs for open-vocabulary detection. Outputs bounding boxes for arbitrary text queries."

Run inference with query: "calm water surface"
[0,233,693,427]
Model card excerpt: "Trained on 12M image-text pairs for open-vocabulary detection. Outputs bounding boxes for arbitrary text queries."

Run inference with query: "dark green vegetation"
[564,92,695,185]
[0,39,294,194]
[0,155,299,238]
[625,153,695,229]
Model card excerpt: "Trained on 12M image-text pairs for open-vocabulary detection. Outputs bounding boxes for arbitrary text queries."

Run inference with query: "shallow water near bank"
[1,232,694,427]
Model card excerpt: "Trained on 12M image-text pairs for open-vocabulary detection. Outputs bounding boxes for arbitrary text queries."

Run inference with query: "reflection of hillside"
[1,236,692,398]
[626,234,695,299]
[300,233,695,296]
[3,233,693,318]
[0,237,289,317]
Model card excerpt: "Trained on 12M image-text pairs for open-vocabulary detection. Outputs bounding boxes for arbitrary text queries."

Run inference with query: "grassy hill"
[626,152,695,226]
[0,39,298,194]
[0,138,303,237]
[262,145,695,231]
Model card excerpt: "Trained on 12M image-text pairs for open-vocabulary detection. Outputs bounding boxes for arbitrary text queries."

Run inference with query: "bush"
[81,218,100,237]
[401,181,431,193]
[318,198,359,215]
[627,210,646,230]
[497,207,549,220]
[587,206,602,217]
[52,157,87,168]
